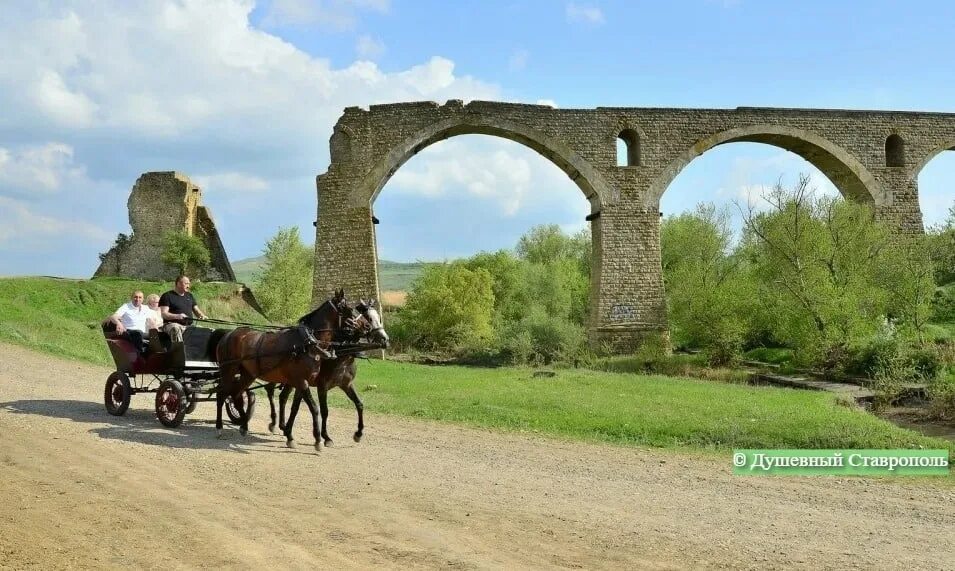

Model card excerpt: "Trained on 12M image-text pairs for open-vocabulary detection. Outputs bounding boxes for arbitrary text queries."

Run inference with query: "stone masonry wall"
[314,101,955,351]
[94,171,236,282]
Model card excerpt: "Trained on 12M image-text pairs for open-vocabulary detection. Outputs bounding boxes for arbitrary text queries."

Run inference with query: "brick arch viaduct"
[313,100,955,350]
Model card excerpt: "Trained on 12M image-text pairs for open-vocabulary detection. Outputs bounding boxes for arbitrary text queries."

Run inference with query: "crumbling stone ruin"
[95,171,236,282]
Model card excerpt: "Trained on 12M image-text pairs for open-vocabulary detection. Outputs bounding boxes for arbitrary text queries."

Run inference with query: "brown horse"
[266,298,389,446]
[214,290,358,450]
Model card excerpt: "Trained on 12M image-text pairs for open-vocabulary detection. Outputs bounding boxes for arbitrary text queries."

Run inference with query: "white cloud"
[0,142,86,196]
[536,99,558,108]
[261,0,390,30]
[356,34,385,59]
[0,3,497,139]
[387,138,581,217]
[0,196,111,250]
[0,1,502,272]
[509,49,529,72]
[565,3,605,25]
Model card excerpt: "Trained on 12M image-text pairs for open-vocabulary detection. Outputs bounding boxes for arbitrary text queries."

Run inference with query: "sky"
[1,0,953,276]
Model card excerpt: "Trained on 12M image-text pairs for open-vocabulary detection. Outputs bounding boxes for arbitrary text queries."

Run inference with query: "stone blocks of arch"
[313,100,955,352]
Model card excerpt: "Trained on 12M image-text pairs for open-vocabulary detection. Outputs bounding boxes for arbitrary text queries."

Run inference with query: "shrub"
[400,263,495,350]
[931,286,955,323]
[927,373,955,420]
[161,231,211,277]
[842,332,941,385]
[501,309,585,365]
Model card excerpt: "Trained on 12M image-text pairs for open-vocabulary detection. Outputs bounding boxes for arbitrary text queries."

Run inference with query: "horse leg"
[342,384,364,443]
[278,384,293,432]
[283,388,305,449]
[265,383,278,434]
[236,372,255,438]
[215,367,232,439]
[317,387,332,447]
[300,387,322,452]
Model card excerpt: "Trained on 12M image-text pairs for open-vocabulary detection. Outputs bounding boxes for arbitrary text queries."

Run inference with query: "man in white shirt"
[109,291,150,353]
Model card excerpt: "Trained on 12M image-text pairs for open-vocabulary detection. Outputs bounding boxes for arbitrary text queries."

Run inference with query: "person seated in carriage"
[159,275,207,343]
[107,290,152,354]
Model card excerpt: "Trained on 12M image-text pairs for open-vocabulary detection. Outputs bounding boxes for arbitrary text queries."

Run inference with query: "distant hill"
[232,256,428,292]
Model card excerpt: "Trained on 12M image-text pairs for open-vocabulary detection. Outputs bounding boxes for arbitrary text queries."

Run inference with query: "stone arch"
[645,124,886,208]
[351,116,615,209]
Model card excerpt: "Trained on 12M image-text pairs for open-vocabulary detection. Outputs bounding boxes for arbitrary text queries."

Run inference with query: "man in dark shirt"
[159,275,207,342]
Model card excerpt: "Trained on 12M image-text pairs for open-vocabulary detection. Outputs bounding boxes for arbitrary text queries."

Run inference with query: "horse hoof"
[268,423,276,434]
[353,432,363,443]
[314,441,322,452]
[286,440,296,449]
[240,427,248,437]
[216,429,224,439]
[324,439,333,447]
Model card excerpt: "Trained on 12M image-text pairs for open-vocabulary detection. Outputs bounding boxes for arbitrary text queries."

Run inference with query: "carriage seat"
[101,321,179,374]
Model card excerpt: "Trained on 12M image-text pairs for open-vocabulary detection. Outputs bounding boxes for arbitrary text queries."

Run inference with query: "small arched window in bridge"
[885,134,905,167]
[617,129,641,167]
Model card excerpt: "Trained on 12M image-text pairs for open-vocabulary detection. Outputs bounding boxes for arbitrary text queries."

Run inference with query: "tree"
[661,203,751,362]
[253,227,313,323]
[161,231,210,277]
[740,174,934,365]
[926,201,955,285]
[400,263,495,349]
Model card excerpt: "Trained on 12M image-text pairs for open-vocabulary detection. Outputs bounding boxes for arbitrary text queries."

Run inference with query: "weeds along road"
[0,341,953,570]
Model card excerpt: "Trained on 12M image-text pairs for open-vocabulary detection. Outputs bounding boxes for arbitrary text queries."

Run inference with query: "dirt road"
[1,342,953,570]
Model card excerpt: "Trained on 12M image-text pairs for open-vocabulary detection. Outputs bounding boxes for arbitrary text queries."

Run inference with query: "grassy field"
[0,277,267,367]
[1,276,951,454]
[324,360,951,453]
[232,255,426,292]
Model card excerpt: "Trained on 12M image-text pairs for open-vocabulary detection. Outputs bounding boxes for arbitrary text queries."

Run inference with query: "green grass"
[927,322,955,343]
[0,276,267,367]
[322,360,952,454]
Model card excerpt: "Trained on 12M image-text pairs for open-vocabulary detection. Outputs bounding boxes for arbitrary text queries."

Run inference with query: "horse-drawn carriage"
[102,325,251,428]
[100,292,390,448]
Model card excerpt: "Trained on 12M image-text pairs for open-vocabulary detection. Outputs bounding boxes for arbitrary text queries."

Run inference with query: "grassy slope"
[0,276,949,454]
[231,256,426,291]
[0,277,267,367]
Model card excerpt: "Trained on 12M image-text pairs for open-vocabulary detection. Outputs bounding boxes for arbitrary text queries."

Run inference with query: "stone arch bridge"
[313,100,955,350]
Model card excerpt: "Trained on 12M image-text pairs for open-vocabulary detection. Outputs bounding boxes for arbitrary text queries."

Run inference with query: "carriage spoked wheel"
[104,372,131,416]
[225,391,256,425]
[155,379,187,428]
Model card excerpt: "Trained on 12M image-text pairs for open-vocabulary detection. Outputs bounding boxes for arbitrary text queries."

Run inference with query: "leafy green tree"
[400,263,495,349]
[161,231,211,277]
[253,227,313,323]
[462,250,524,322]
[741,175,934,365]
[926,201,955,285]
[661,203,751,362]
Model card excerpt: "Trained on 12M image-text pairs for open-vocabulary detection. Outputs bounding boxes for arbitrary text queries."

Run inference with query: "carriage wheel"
[104,372,131,416]
[155,380,187,428]
[225,391,256,425]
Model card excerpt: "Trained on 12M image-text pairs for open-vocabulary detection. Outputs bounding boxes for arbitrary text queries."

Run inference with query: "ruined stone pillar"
[874,168,925,233]
[588,204,668,352]
[312,171,380,304]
